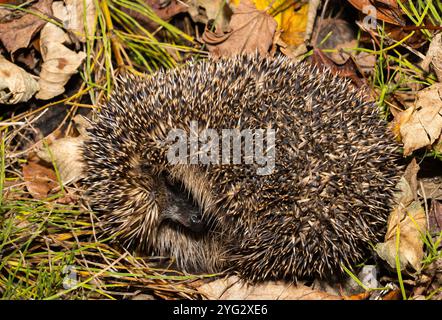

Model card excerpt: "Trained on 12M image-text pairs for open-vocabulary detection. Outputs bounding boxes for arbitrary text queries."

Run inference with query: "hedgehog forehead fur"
[82,54,401,281]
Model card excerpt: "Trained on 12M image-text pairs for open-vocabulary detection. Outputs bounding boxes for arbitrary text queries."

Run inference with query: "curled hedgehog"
[82,54,401,281]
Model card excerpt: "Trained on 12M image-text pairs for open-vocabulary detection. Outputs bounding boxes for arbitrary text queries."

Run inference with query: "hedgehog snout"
[159,174,205,233]
[161,203,204,232]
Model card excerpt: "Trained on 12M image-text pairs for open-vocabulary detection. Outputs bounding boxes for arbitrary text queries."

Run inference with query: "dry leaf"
[418,176,442,201]
[0,0,52,53]
[202,0,277,57]
[0,55,39,104]
[36,1,86,100]
[23,161,58,199]
[347,0,405,26]
[399,83,442,156]
[390,105,414,140]
[354,51,376,75]
[279,42,308,62]
[278,3,308,46]
[187,0,231,32]
[381,290,402,300]
[421,33,442,82]
[122,0,187,31]
[37,136,85,184]
[35,114,89,184]
[253,0,317,46]
[428,200,442,234]
[311,49,367,89]
[314,19,357,65]
[197,276,341,300]
[376,159,427,272]
[59,0,96,42]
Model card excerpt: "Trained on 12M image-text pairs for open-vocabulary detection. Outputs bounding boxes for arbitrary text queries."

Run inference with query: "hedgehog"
[82,54,401,281]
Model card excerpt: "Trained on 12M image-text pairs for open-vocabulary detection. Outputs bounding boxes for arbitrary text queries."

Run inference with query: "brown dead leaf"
[401,157,420,204]
[0,54,39,104]
[37,136,85,184]
[202,0,277,57]
[399,83,442,156]
[311,49,367,89]
[0,0,52,53]
[354,51,376,76]
[428,200,442,234]
[23,161,58,199]
[314,19,357,65]
[197,276,341,300]
[418,176,442,201]
[36,1,86,100]
[61,0,96,42]
[421,33,442,82]
[376,159,427,272]
[121,0,187,31]
[347,0,405,26]
[279,41,308,62]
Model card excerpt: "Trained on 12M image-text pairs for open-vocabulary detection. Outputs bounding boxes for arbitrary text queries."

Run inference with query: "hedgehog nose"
[190,213,202,224]
[189,213,204,232]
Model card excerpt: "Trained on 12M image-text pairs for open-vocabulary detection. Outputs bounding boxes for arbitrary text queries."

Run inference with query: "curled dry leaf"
[36,1,86,100]
[399,83,442,156]
[376,159,427,272]
[197,276,341,300]
[0,55,39,104]
[36,114,90,184]
[22,161,58,199]
[37,136,86,184]
[0,0,52,53]
[202,0,277,57]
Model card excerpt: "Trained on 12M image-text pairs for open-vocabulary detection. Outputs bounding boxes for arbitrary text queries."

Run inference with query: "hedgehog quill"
[82,55,401,282]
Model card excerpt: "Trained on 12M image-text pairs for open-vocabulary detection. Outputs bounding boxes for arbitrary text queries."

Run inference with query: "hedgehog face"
[126,164,206,238]
[157,173,204,233]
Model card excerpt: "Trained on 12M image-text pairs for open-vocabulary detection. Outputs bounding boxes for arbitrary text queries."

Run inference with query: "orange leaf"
[22,162,58,199]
